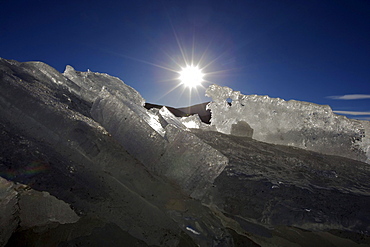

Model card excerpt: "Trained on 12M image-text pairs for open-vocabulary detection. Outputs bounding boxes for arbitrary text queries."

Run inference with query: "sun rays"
[105,13,237,107]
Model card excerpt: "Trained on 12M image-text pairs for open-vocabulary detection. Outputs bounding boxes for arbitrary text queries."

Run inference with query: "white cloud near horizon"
[327,94,370,100]
[334,110,370,116]
[356,117,370,121]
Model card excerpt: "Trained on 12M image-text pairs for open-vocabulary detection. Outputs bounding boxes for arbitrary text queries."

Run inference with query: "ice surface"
[0,58,201,245]
[0,177,18,247]
[180,114,213,130]
[1,57,228,201]
[2,57,370,245]
[91,88,167,166]
[63,65,144,105]
[91,87,228,199]
[157,107,212,131]
[230,121,254,137]
[147,106,188,131]
[181,114,202,129]
[0,59,81,98]
[22,61,80,91]
[159,124,228,198]
[206,84,370,163]
[158,106,187,130]
[0,177,79,246]
[191,129,370,235]
[19,189,80,228]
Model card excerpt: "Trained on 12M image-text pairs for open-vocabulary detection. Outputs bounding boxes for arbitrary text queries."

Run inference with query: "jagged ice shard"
[90,80,228,199]
[63,65,144,105]
[206,84,370,163]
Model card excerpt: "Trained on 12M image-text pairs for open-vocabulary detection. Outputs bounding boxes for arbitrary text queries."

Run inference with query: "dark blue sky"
[1,0,370,119]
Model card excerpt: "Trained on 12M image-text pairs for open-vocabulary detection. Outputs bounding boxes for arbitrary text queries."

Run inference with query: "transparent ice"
[91,86,228,199]
[206,84,370,163]
[158,106,187,130]
[63,65,144,105]
[159,124,228,198]
[180,114,213,130]
[91,88,167,166]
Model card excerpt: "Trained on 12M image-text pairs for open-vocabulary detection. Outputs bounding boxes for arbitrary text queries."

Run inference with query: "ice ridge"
[63,65,145,105]
[206,84,370,163]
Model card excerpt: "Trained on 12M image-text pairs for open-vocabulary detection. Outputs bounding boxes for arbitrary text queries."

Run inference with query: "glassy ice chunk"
[159,106,187,130]
[206,84,370,163]
[181,114,202,129]
[359,120,370,163]
[180,114,215,131]
[91,88,166,167]
[64,65,144,105]
[159,124,228,199]
[91,88,228,198]
[0,59,81,96]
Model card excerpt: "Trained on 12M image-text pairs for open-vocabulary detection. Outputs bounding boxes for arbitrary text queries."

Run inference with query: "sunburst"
[178,64,204,89]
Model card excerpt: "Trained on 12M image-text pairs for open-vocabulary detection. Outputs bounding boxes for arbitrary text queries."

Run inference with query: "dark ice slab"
[191,129,370,235]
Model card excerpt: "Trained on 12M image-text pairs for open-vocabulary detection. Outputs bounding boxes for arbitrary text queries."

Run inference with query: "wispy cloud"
[334,111,370,116]
[355,117,370,121]
[327,94,370,100]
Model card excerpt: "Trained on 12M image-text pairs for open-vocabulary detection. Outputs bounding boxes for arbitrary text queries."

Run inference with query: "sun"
[178,65,204,88]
